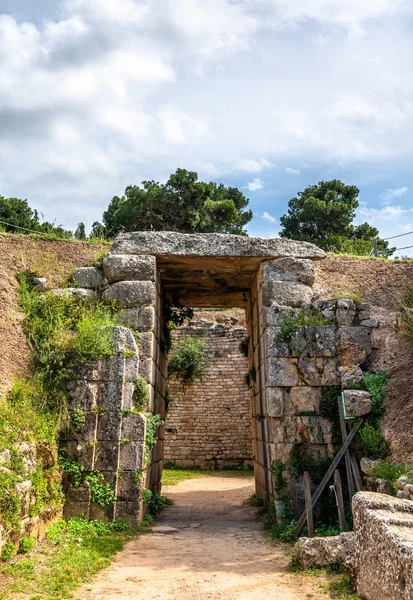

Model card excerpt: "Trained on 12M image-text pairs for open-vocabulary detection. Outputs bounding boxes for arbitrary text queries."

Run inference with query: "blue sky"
[0,0,413,255]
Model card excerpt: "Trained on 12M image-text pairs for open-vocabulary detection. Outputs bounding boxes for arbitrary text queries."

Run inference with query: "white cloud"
[247,178,264,191]
[285,167,300,175]
[379,186,409,201]
[357,203,413,256]
[262,211,277,224]
[235,158,271,173]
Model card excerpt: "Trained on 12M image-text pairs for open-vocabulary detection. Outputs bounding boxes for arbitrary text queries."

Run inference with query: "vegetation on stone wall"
[168,337,208,382]
[134,375,150,411]
[278,310,333,343]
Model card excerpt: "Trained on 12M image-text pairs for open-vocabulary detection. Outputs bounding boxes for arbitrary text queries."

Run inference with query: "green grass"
[0,518,132,600]
[161,466,254,486]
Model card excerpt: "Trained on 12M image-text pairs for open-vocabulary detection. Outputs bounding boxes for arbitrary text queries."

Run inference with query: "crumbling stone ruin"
[54,231,378,524]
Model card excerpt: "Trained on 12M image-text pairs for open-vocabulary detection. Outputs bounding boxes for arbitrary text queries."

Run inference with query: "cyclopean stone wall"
[164,312,253,469]
[62,232,375,522]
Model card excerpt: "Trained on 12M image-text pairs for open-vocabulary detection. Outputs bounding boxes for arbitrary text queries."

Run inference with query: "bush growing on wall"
[168,337,208,382]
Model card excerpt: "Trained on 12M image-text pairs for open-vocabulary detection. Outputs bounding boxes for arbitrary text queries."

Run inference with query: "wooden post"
[334,470,346,533]
[303,472,314,538]
[350,451,364,492]
[292,418,363,539]
[338,395,355,501]
[290,468,300,519]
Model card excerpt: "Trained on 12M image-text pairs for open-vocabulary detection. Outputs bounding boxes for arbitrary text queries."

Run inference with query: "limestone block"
[15,480,32,517]
[33,277,48,292]
[343,390,372,417]
[264,327,290,357]
[335,299,357,326]
[122,382,135,411]
[115,501,141,524]
[64,483,91,503]
[290,327,307,357]
[340,365,364,389]
[103,254,157,283]
[12,442,37,473]
[365,476,392,494]
[112,326,139,354]
[96,412,122,441]
[266,387,285,417]
[353,492,413,600]
[261,257,315,285]
[69,411,97,442]
[339,342,367,367]
[139,357,156,384]
[98,382,124,411]
[289,387,321,415]
[50,288,96,300]
[139,332,156,358]
[360,319,379,328]
[124,355,139,382]
[103,281,156,308]
[305,326,337,357]
[118,307,156,332]
[357,303,371,322]
[94,441,119,471]
[294,416,333,445]
[65,441,95,471]
[262,305,295,328]
[120,413,145,442]
[117,470,141,500]
[262,281,314,308]
[72,267,105,289]
[298,357,340,386]
[311,300,336,321]
[119,441,144,471]
[63,501,90,520]
[360,457,382,476]
[339,326,371,356]
[267,357,299,387]
[89,501,115,522]
[110,231,327,259]
[294,532,355,569]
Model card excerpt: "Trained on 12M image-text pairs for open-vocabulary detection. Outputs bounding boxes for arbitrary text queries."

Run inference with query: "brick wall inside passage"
[164,311,254,469]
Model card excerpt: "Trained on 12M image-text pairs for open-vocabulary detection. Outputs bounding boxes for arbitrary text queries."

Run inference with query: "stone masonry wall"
[164,312,253,469]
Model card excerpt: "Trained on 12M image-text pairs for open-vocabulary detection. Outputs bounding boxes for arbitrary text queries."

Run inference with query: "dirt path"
[78,474,328,600]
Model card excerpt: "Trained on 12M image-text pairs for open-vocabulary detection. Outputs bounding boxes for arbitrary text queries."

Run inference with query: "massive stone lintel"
[110,231,326,260]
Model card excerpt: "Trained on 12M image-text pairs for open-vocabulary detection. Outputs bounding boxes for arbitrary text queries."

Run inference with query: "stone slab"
[262,281,314,308]
[72,267,105,289]
[103,281,156,308]
[261,257,315,285]
[343,390,372,417]
[103,254,157,283]
[110,232,326,259]
[118,307,156,332]
[294,532,355,569]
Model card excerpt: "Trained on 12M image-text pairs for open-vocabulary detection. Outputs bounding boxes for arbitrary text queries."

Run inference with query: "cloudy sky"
[1,0,413,255]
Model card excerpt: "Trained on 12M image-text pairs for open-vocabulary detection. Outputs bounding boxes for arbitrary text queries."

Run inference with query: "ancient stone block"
[264,327,290,357]
[122,382,135,411]
[70,411,97,442]
[64,484,91,503]
[339,327,371,356]
[120,413,145,442]
[118,307,156,332]
[124,355,139,382]
[261,257,315,285]
[340,365,364,389]
[261,281,314,308]
[353,492,413,600]
[267,358,299,387]
[72,267,105,289]
[139,332,156,358]
[139,358,156,384]
[343,390,372,417]
[112,326,139,354]
[89,501,115,522]
[98,382,124,411]
[110,231,327,259]
[117,471,141,500]
[266,387,285,417]
[311,300,336,321]
[290,327,307,357]
[65,441,95,471]
[360,457,382,476]
[103,281,156,308]
[93,441,119,471]
[294,532,355,569]
[50,288,96,300]
[96,412,122,440]
[103,254,157,283]
[119,441,145,471]
[298,357,340,386]
[289,387,321,415]
[63,501,90,520]
[305,326,337,357]
[335,299,357,326]
[115,501,141,523]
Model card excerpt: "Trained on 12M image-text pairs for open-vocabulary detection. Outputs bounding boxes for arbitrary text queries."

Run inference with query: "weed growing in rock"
[134,375,149,410]
[1,541,15,562]
[279,310,333,343]
[70,406,86,432]
[168,337,208,382]
[371,461,412,492]
[355,423,389,460]
[18,536,36,554]
[144,413,163,466]
[246,493,264,507]
[85,472,117,507]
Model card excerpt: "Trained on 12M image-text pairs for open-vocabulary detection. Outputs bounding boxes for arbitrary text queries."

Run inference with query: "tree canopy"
[279,180,394,256]
[0,196,72,239]
[95,169,252,238]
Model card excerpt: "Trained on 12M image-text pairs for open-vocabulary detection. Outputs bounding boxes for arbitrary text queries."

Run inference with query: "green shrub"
[246,493,264,507]
[168,337,208,381]
[239,337,249,357]
[149,494,173,514]
[279,310,333,343]
[144,414,163,465]
[355,423,390,460]
[371,461,412,491]
[244,366,256,389]
[59,456,84,488]
[361,372,388,424]
[141,488,153,504]
[1,541,15,562]
[68,307,117,357]
[0,469,22,531]
[18,536,36,554]
[70,407,86,431]
[134,376,149,411]
[91,251,108,269]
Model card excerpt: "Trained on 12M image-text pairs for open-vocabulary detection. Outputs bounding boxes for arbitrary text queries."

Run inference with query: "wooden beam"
[350,450,364,492]
[338,395,355,501]
[303,472,314,538]
[334,469,346,533]
[292,418,363,539]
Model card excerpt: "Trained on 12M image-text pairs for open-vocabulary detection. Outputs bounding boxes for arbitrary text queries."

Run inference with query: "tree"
[74,222,86,240]
[0,196,72,239]
[279,180,394,255]
[99,168,252,237]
